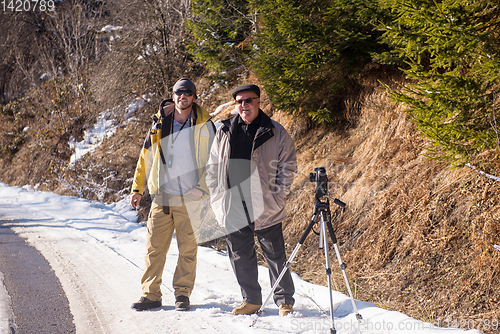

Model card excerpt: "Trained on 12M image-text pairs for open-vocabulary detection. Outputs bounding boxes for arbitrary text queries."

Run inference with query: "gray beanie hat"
[173,78,197,98]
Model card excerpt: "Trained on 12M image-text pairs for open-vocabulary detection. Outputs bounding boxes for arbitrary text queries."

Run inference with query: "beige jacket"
[206,111,297,231]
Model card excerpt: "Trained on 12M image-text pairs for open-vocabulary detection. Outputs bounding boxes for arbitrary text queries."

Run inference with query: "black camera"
[309,167,328,198]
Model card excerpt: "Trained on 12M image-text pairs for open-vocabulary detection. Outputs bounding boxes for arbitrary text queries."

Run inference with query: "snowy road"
[0,182,483,334]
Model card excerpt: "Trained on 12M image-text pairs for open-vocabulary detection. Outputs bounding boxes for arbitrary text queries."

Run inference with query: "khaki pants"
[141,193,202,301]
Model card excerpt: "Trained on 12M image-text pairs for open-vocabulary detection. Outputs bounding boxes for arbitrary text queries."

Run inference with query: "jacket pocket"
[271,187,285,209]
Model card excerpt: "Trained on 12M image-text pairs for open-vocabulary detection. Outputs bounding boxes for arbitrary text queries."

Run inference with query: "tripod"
[250,194,362,333]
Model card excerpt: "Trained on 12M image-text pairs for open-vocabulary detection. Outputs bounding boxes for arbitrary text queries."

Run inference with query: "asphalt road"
[0,222,76,334]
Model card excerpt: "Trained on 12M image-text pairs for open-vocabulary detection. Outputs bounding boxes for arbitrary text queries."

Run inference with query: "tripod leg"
[319,212,337,334]
[326,219,363,321]
[250,213,319,327]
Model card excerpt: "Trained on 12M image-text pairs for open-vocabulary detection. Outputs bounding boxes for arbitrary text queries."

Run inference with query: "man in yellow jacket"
[130,78,215,311]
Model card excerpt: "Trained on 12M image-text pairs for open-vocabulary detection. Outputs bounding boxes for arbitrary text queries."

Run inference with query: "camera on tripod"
[310,167,328,198]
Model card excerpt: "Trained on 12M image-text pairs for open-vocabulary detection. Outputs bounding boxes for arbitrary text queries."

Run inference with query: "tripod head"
[310,167,346,208]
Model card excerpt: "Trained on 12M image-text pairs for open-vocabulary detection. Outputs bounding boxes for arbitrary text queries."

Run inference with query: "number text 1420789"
[2,0,55,12]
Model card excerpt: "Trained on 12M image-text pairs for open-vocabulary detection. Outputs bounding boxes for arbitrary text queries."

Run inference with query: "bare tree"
[90,0,204,107]
[0,1,111,103]
[0,11,44,102]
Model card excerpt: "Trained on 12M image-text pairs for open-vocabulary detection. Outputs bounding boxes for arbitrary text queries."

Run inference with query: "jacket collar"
[157,99,212,126]
[222,109,273,130]
[152,100,212,138]
[221,110,275,151]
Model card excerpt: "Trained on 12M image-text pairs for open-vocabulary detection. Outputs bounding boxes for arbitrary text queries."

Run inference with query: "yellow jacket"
[131,99,215,197]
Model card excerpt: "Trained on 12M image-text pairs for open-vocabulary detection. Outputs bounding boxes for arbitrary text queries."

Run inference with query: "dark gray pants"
[226,223,295,306]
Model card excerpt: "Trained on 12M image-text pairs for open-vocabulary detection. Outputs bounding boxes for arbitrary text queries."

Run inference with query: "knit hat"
[173,78,197,98]
[231,84,260,99]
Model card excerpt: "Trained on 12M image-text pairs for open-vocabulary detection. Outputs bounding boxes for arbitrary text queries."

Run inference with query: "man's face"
[235,91,260,124]
[173,90,195,111]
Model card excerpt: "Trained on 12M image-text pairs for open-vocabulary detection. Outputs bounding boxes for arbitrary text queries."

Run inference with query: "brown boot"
[231,302,261,315]
[131,297,162,311]
[279,304,293,317]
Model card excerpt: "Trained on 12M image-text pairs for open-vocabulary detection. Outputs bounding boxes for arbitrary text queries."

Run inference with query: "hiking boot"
[279,304,294,317]
[175,295,190,311]
[231,302,261,315]
[131,297,162,311]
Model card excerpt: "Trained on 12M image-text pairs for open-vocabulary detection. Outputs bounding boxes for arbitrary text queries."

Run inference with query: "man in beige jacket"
[206,84,297,316]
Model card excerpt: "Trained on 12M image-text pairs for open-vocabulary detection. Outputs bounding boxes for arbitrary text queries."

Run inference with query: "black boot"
[175,295,190,311]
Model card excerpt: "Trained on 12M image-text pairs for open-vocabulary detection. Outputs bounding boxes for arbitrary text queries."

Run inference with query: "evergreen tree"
[187,0,392,121]
[186,0,256,75]
[379,0,500,164]
[253,0,391,122]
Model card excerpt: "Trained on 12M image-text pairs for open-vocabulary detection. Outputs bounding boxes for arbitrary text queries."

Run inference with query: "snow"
[99,25,124,34]
[0,272,13,333]
[465,163,500,183]
[68,110,118,164]
[0,182,484,334]
[68,97,146,165]
[210,101,235,117]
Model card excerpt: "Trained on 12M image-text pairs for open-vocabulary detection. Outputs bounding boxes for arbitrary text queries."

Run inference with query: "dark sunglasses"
[235,97,258,104]
[174,89,194,97]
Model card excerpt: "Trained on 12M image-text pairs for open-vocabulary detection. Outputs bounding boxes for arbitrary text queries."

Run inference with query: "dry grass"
[280,90,500,332]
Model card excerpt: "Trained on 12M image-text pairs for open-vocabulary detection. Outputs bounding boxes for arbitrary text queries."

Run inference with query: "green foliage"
[188,0,393,121]
[379,0,500,164]
[188,0,500,164]
[253,0,391,121]
[186,0,255,73]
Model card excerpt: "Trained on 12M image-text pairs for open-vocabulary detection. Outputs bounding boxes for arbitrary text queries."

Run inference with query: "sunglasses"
[174,89,194,97]
[235,97,258,104]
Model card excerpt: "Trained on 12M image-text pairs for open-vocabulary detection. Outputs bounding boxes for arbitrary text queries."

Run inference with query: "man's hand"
[131,193,142,210]
[185,188,203,197]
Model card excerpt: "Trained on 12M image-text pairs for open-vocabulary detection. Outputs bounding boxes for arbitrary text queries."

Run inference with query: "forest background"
[0,0,499,332]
